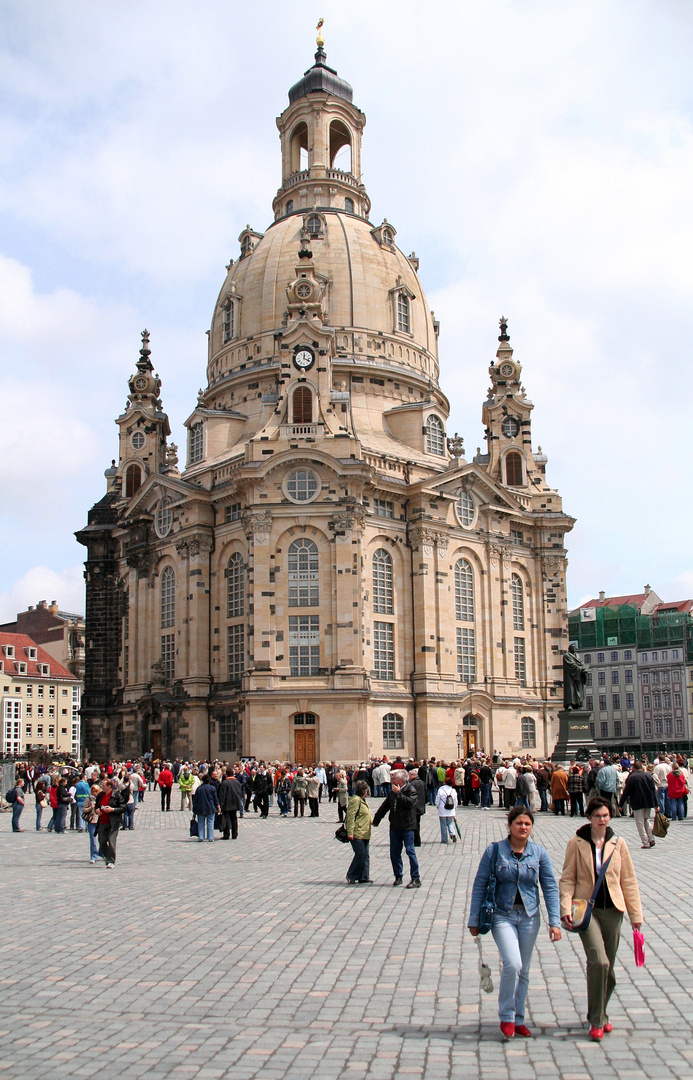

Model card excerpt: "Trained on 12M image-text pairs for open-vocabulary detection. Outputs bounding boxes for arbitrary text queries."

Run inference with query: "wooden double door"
[294,729,315,765]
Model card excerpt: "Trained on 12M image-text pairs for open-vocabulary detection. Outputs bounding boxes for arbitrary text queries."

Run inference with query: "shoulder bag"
[335,798,362,843]
[652,809,669,838]
[478,842,500,935]
[566,846,615,933]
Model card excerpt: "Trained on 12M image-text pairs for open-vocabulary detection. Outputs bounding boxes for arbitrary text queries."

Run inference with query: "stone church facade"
[77,45,574,764]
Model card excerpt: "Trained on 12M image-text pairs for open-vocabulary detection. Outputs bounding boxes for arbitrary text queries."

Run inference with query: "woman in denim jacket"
[468,806,562,1039]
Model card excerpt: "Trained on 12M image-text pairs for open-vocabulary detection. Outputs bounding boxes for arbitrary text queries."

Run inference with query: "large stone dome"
[208,209,439,384]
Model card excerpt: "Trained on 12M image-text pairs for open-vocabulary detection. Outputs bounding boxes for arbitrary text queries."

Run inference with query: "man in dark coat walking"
[373,769,421,888]
[218,768,244,839]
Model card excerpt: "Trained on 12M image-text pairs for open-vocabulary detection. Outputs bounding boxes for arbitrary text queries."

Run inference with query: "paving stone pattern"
[1,795,692,1080]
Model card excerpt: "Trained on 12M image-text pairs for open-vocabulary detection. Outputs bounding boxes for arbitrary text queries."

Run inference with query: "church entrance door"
[152,730,162,761]
[294,729,315,765]
[463,730,476,757]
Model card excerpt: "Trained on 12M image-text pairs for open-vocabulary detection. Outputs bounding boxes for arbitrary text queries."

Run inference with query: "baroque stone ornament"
[329,505,367,535]
[409,526,449,558]
[242,510,273,542]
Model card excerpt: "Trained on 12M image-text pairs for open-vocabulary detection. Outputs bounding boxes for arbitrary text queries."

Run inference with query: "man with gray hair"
[373,769,421,888]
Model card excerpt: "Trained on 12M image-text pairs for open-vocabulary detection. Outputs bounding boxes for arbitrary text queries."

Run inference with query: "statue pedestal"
[551,710,600,763]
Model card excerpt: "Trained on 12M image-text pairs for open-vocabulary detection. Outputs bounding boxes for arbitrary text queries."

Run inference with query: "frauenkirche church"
[78,33,574,764]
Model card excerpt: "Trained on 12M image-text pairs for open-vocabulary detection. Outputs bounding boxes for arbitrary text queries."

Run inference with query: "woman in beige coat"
[559,796,642,1041]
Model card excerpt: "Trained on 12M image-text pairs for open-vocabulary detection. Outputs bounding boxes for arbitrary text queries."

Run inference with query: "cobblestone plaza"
[1,799,692,1080]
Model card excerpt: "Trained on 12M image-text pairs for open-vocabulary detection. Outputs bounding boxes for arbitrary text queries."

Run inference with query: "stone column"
[329,506,366,674]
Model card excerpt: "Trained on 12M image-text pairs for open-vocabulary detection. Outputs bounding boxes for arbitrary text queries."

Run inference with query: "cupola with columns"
[113,330,171,499]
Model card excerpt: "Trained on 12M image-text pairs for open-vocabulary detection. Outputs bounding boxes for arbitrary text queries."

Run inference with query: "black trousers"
[97,821,120,864]
[414,811,422,847]
[160,786,171,811]
[256,793,269,818]
[293,796,305,817]
[222,810,238,839]
[308,797,319,817]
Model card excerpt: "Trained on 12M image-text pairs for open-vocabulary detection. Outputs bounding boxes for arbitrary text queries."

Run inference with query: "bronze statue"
[562,644,588,710]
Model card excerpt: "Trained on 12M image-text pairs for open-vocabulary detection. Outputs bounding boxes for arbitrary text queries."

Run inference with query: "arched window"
[306,214,322,237]
[288,538,319,606]
[161,567,175,628]
[240,234,252,256]
[125,464,141,498]
[455,559,474,621]
[330,120,352,171]
[290,121,308,172]
[292,385,312,424]
[426,415,445,455]
[505,451,523,486]
[222,300,234,342]
[372,549,393,614]
[227,553,245,619]
[521,717,536,748]
[382,713,404,749]
[286,199,294,215]
[511,573,524,630]
[344,197,354,214]
[397,291,409,332]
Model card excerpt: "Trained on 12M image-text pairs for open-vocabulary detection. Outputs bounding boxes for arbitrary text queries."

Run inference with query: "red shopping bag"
[633,928,645,967]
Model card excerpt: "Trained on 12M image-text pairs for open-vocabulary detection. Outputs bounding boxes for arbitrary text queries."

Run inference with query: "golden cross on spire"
[316,18,325,48]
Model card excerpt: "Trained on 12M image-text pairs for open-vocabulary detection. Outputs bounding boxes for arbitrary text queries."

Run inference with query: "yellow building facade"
[1,633,81,758]
[78,45,574,764]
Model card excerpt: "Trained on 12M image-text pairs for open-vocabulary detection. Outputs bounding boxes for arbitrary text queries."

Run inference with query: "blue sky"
[1,0,692,617]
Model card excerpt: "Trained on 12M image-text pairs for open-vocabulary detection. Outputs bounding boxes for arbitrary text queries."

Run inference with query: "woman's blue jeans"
[439,816,455,842]
[123,803,135,829]
[670,796,685,820]
[198,813,215,840]
[347,838,370,882]
[491,908,541,1023]
[35,804,43,830]
[87,822,99,860]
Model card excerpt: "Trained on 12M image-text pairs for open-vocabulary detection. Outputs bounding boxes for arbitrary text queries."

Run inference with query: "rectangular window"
[624,650,632,661]
[161,634,175,684]
[644,720,652,737]
[676,717,684,734]
[586,672,593,686]
[627,720,635,736]
[37,704,44,718]
[25,724,32,736]
[3,717,21,756]
[227,624,245,683]
[640,653,648,662]
[675,692,682,707]
[457,627,476,681]
[597,652,605,663]
[382,713,404,749]
[48,705,55,718]
[598,671,606,685]
[510,528,524,544]
[514,638,526,687]
[665,718,673,735]
[585,695,593,711]
[655,718,663,735]
[37,685,44,697]
[613,720,622,737]
[612,694,620,710]
[584,654,592,663]
[625,693,634,710]
[373,622,395,680]
[49,686,55,699]
[373,499,394,518]
[673,669,680,682]
[672,649,679,659]
[610,651,618,662]
[61,688,68,696]
[611,670,619,684]
[26,684,32,697]
[642,672,649,684]
[37,724,44,737]
[625,669,633,683]
[600,721,608,738]
[589,722,596,738]
[48,725,55,737]
[289,615,320,676]
[643,695,651,709]
[189,422,204,464]
[521,717,536,748]
[662,651,668,661]
[26,704,32,718]
[599,695,607,712]
[652,651,658,661]
[218,712,241,753]
[225,502,242,523]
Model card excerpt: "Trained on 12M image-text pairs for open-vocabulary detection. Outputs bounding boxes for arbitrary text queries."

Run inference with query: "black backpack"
[5,788,17,804]
[444,790,455,810]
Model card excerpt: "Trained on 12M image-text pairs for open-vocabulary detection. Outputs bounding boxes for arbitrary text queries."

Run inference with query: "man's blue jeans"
[198,813,215,841]
[658,788,671,816]
[55,804,68,833]
[389,828,419,880]
[491,908,541,1023]
[538,788,548,811]
[481,783,492,808]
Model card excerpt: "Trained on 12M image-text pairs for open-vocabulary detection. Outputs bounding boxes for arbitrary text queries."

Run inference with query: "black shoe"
[451,835,457,843]
[393,876,403,886]
[406,879,422,889]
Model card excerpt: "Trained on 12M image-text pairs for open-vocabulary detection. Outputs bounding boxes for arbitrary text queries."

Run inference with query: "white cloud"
[0,565,84,623]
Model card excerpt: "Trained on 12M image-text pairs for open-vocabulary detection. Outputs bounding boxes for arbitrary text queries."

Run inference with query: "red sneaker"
[514,1025,532,1037]
[603,1022,613,1034]
[589,1026,604,1040]
[500,1022,515,1039]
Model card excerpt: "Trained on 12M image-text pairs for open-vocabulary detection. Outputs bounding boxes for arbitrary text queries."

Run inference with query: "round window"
[455,491,475,528]
[131,432,145,450]
[284,468,320,504]
[155,500,173,539]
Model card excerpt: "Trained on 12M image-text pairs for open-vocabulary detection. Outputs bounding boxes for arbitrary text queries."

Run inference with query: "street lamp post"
[456,731,462,759]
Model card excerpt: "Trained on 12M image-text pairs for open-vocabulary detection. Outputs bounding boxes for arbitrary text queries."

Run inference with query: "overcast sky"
[0,0,691,619]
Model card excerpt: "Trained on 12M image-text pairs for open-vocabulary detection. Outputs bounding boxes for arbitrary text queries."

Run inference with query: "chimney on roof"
[644,584,651,595]
[28,605,34,611]
[599,591,605,602]
[49,601,58,612]
[38,600,47,608]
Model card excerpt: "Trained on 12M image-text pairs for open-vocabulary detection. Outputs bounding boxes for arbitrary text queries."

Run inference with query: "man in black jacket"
[373,769,421,888]
[218,768,244,839]
[94,779,125,868]
[253,768,271,818]
[619,761,658,849]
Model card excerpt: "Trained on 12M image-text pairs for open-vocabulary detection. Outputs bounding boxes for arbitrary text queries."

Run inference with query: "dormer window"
[389,278,415,336]
[189,422,204,465]
[397,293,410,333]
[382,227,393,246]
[302,213,326,239]
[15,661,27,674]
[125,464,141,498]
[373,221,397,248]
[4,645,15,659]
[505,451,524,486]
[240,235,252,256]
[39,663,50,676]
[426,415,445,456]
[222,299,235,343]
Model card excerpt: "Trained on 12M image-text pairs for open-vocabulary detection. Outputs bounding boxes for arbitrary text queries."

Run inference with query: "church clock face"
[293,346,315,372]
[134,376,148,391]
[502,417,520,438]
[499,362,515,379]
